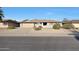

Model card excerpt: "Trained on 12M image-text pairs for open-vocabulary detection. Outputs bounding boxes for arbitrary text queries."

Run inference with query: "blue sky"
[2,7,79,21]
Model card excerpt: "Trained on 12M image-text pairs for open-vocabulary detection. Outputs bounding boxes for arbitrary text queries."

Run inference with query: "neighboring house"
[62,20,79,28]
[20,19,61,28]
[0,21,8,28]
[62,20,71,24]
[0,20,20,28]
[71,20,79,28]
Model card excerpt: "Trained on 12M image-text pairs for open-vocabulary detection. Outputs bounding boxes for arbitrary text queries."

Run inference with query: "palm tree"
[0,7,4,21]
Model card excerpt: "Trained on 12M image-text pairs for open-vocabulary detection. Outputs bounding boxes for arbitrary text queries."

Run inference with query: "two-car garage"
[20,22,34,28]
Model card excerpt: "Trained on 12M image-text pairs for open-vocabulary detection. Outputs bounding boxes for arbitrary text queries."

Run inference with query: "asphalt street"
[0,36,79,51]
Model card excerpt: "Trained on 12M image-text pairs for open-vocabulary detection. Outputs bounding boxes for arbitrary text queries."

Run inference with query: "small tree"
[6,19,17,22]
[8,26,15,29]
[0,7,4,22]
[53,23,61,29]
[62,24,74,29]
[34,26,42,30]
[62,18,74,29]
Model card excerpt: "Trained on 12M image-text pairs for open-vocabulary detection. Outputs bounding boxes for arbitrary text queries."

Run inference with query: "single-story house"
[20,19,79,29]
[62,20,79,28]
[0,19,20,28]
[20,19,61,28]
[71,20,79,28]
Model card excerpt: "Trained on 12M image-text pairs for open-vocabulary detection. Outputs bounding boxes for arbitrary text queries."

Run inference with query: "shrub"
[8,26,15,29]
[53,23,61,29]
[76,28,79,29]
[62,24,74,29]
[0,20,2,22]
[34,26,42,30]
[34,27,41,30]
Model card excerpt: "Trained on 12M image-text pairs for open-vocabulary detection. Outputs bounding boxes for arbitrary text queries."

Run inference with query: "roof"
[62,20,79,23]
[31,20,57,22]
[62,20,71,23]
[71,20,79,23]
[21,19,58,23]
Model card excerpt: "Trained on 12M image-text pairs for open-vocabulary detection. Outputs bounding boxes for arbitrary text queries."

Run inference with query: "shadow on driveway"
[68,29,79,41]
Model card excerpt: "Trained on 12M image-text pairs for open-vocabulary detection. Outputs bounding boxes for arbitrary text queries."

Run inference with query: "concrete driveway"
[0,28,32,36]
[28,28,73,36]
[0,28,78,37]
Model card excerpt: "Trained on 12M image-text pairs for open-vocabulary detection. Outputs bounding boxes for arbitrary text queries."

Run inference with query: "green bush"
[8,26,15,29]
[53,23,61,29]
[34,28,41,30]
[0,20,2,22]
[76,28,79,29]
[34,26,42,30]
[62,24,74,29]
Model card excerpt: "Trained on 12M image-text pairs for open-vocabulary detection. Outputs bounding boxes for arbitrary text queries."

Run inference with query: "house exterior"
[62,20,79,28]
[20,19,79,29]
[0,22,8,28]
[0,20,20,28]
[71,20,79,28]
[0,19,77,29]
[20,19,61,28]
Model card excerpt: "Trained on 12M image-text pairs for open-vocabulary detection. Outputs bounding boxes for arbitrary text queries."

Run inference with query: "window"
[43,22,47,26]
[34,22,37,24]
[40,22,42,24]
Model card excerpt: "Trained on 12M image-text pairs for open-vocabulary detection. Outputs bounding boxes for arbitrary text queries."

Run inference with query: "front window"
[34,22,37,24]
[43,22,47,26]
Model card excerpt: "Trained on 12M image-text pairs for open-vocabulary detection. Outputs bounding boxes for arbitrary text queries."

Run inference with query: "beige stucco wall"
[59,23,62,27]
[20,22,79,28]
[48,23,55,28]
[20,23,34,28]
[72,23,79,28]
[35,22,56,28]
[0,23,8,28]
[20,22,62,28]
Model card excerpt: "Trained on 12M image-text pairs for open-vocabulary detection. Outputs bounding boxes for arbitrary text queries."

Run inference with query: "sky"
[2,7,79,21]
